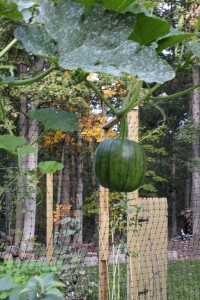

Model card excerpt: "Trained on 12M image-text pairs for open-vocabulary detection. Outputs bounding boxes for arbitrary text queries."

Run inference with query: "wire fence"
[0,105,200,300]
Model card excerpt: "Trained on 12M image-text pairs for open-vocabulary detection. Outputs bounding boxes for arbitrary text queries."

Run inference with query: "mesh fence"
[0,99,200,300]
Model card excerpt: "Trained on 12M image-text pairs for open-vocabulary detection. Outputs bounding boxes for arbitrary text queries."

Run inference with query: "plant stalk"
[0,38,18,58]
[149,82,200,101]
[84,79,119,116]
[118,80,143,116]
[0,65,57,86]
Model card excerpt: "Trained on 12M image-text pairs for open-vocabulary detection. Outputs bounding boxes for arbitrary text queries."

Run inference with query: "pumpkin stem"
[118,115,128,139]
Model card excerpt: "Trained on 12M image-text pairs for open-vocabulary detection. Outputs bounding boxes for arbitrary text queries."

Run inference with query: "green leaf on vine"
[0,135,25,155]
[129,13,170,46]
[0,1,23,20]
[38,161,64,174]
[74,0,97,8]
[15,0,175,83]
[156,29,196,52]
[27,108,79,132]
[185,42,200,58]
[101,0,136,12]
[15,25,58,62]
[17,145,37,156]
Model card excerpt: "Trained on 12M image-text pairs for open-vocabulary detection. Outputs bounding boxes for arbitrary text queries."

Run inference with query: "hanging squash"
[94,138,146,192]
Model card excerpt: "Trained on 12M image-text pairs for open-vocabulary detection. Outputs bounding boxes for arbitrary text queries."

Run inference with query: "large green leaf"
[185,42,200,58]
[123,2,148,14]
[27,108,79,132]
[0,135,25,154]
[14,25,58,62]
[0,0,23,20]
[74,0,97,8]
[101,0,136,12]
[0,275,18,291]
[10,287,27,300]
[38,161,64,174]
[17,145,37,156]
[157,29,196,52]
[15,0,175,83]
[129,13,170,46]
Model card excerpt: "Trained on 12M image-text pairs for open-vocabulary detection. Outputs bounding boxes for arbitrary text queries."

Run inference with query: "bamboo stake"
[98,118,115,300]
[127,108,140,300]
[46,173,53,264]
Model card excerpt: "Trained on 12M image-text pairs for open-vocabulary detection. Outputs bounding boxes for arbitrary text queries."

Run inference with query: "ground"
[168,237,200,259]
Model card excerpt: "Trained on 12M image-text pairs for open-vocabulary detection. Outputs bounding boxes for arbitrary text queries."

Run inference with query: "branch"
[149,83,200,101]
[0,65,15,76]
[0,65,57,86]
[118,80,143,116]
[0,38,18,58]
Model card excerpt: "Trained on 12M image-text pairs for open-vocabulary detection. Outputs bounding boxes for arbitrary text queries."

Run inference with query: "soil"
[168,237,200,259]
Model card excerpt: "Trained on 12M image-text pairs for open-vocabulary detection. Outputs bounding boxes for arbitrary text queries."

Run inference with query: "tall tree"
[190,65,200,236]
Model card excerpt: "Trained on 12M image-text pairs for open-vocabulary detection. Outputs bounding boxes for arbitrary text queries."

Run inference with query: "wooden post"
[99,117,118,300]
[127,108,140,300]
[46,173,53,264]
[99,185,109,300]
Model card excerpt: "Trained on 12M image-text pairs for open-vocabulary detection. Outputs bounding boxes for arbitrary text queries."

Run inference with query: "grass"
[168,259,200,300]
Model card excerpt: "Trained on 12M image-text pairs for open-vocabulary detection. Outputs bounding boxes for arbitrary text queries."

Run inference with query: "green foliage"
[140,123,168,196]
[157,29,196,53]
[0,261,63,300]
[38,161,64,174]
[0,1,23,20]
[129,13,170,46]
[19,273,65,300]
[0,275,18,291]
[13,0,175,83]
[186,41,200,58]
[100,0,135,12]
[28,108,80,132]
[175,121,200,145]
[0,273,65,300]
[0,260,62,284]
[55,254,97,299]
[0,135,25,155]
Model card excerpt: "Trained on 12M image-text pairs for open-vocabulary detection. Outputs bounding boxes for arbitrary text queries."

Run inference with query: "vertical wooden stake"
[46,173,53,264]
[127,108,140,300]
[99,186,109,300]
[99,122,111,300]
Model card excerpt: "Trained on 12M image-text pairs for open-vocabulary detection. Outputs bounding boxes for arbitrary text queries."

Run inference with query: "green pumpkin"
[94,138,146,192]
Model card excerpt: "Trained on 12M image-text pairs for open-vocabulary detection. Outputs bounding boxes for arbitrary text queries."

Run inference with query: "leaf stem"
[121,78,136,109]
[0,38,18,58]
[118,115,128,139]
[127,82,161,108]
[149,82,200,101]
[176,51,193,72]
[0,65,15,76]
[0,65,57,86]
[84,79,119,116]
[118,80,143,116]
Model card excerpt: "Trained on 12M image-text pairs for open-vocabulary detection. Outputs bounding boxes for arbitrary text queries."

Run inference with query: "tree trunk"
[184,176,191,209]
[190,65,200,236]
[15,98,28,247]
[20,101,39,252]
[171,155,177,237]
[76,132,83,244]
